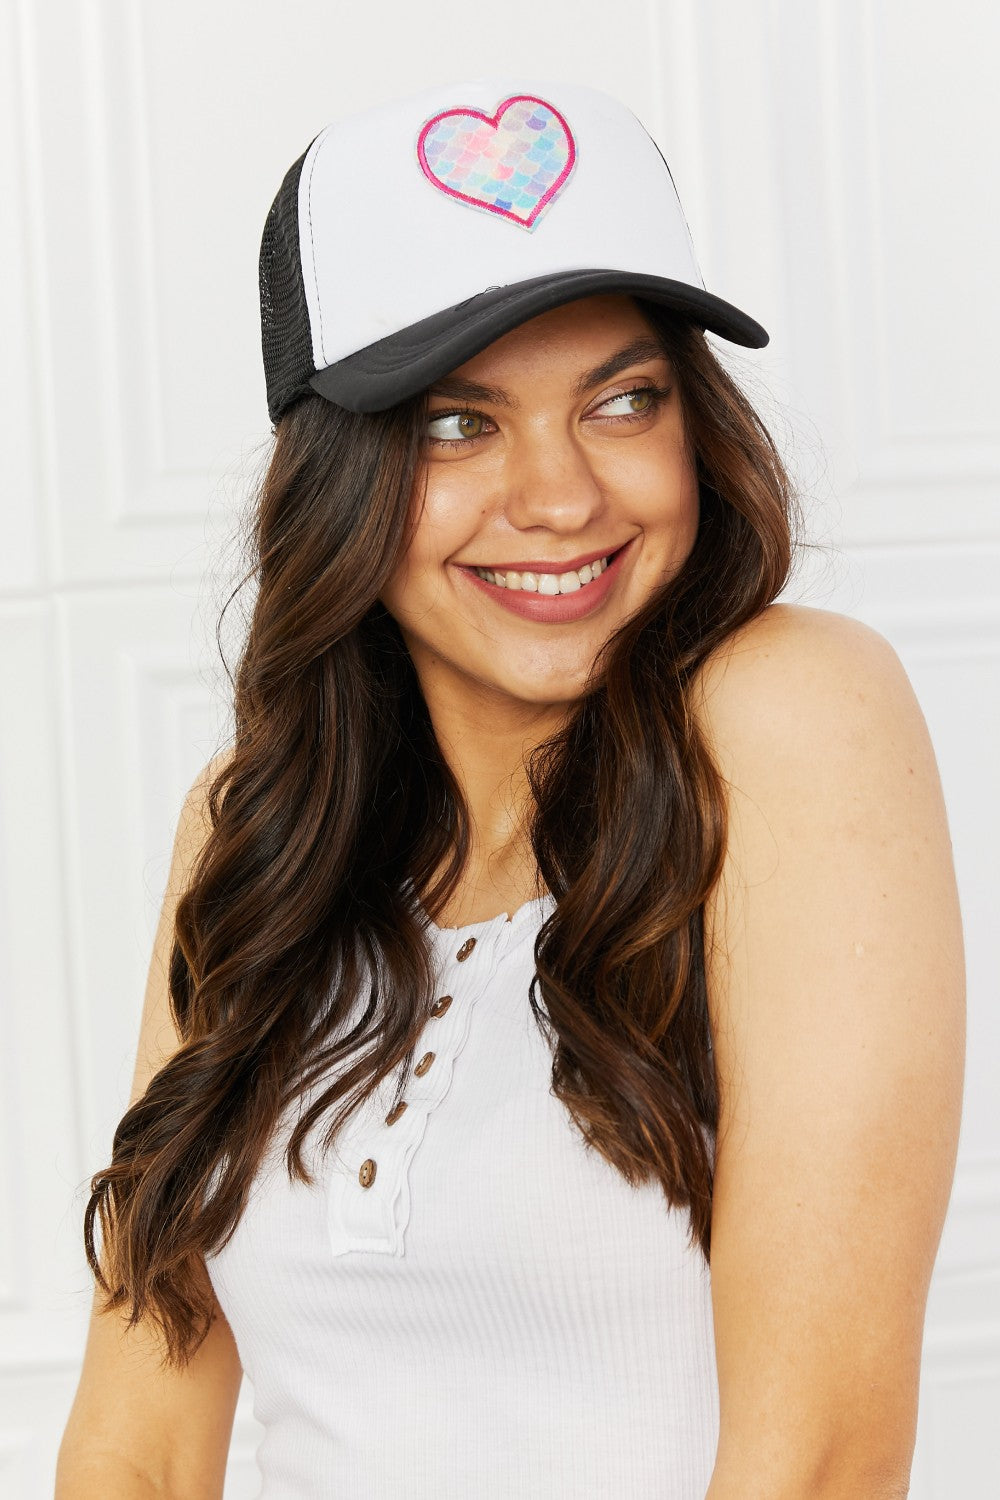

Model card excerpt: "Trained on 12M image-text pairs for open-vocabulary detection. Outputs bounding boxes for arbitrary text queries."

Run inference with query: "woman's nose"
[501,424,605,532]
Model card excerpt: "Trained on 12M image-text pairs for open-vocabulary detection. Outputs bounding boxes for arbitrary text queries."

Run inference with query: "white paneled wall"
[2,1,996,1495]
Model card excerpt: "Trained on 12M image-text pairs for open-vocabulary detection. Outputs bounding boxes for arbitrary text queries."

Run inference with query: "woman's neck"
[408,670,567,925]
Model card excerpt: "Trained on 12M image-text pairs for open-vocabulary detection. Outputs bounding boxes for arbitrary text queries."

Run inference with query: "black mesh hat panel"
[259,144,317,425]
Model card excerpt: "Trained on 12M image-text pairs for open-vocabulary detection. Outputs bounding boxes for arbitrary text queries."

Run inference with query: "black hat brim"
[308,269,768,413]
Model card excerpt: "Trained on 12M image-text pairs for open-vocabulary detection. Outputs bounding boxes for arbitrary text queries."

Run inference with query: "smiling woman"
[382,298,700,671]
[57,77,964,1500]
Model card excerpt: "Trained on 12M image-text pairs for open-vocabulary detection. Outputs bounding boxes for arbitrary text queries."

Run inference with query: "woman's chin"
[473,664,599,712]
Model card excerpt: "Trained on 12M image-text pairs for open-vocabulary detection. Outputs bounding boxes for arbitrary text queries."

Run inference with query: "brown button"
[455,936,477,962]
[385,1101,408,1126]
[430,994,453,1017]
[413,1050,436,1076]
[358,1158,377,1188]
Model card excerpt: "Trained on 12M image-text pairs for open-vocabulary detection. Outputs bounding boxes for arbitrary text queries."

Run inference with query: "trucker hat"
[259,78,769,422]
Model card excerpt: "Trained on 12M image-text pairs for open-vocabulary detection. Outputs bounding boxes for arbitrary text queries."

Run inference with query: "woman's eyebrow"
[426,336,668,410]
[571,337,668,397]
[427,374,516,408]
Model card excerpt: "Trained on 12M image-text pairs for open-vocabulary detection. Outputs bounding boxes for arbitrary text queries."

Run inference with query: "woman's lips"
[455,536,636,623]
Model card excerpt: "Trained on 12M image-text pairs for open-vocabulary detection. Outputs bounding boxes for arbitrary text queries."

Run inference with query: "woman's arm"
[56,752,242,1498]
[55,1281,243,1500]
[692,604,965,1499]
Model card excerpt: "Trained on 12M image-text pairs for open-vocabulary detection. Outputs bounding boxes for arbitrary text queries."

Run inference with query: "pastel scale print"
[417,94,577,229]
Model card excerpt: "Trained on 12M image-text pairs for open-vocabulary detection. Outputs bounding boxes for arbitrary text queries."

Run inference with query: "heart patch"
[416,94,577,230]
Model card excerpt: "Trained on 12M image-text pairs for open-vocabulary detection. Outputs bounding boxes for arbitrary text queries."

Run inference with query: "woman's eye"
[426,411,489,443]
[597,387,661,418]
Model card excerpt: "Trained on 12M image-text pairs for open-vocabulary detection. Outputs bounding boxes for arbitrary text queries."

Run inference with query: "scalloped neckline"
[422,890,554,937]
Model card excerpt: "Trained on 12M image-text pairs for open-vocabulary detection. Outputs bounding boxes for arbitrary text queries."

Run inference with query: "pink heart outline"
[416,94,577,230]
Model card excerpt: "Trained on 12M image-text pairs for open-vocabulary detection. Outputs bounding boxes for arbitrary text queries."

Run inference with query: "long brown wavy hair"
[84,301,804,1368]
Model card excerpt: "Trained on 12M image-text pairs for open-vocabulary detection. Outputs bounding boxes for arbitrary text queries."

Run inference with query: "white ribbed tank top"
[205,892,720,1498]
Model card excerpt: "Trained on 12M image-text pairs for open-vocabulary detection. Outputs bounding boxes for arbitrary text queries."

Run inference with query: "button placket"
[326,921,509,1257]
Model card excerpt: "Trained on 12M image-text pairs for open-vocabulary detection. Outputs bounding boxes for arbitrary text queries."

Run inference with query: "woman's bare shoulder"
[688,601,908,776]
[691,599,898,696]
[127,744,235,1109]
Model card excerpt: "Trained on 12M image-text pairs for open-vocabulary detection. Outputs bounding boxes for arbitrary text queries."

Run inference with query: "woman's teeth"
[472,554,611,595]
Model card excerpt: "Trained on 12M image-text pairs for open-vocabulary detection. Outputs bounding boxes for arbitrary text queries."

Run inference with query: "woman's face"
[379,294,700,713]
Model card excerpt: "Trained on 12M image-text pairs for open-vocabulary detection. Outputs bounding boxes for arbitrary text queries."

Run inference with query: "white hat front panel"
[298,79,706,369]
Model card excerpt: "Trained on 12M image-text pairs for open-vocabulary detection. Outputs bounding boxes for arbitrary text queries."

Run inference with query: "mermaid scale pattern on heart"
[417,95,577,229]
